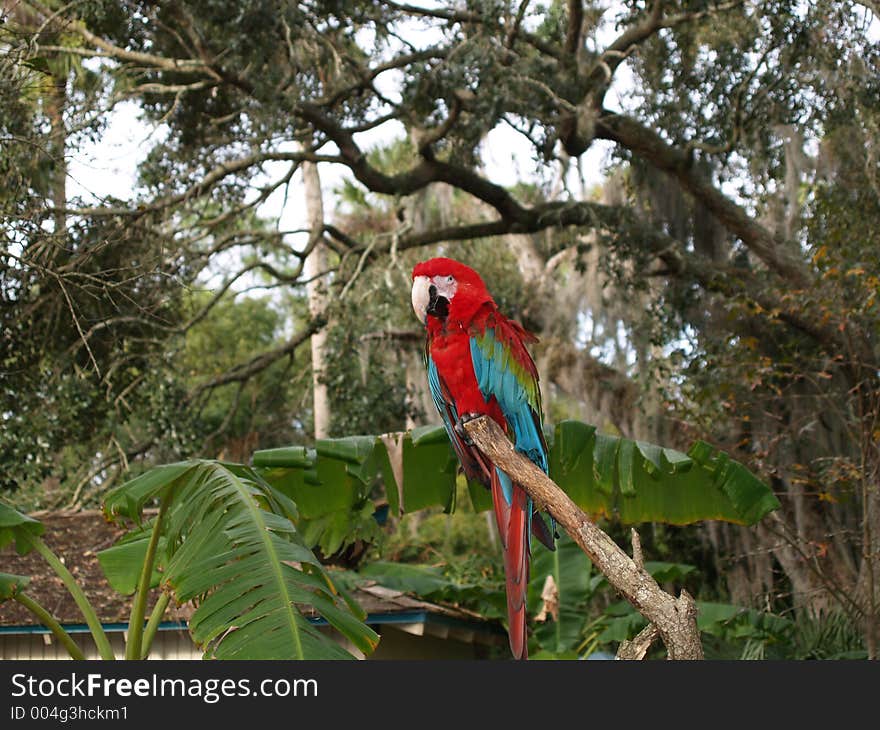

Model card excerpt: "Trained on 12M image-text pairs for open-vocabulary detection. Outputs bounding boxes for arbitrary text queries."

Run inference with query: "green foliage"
[0,572,30,600]
[96,525,165,595]
[101,461,379,659]
[0,502,45,555]
[355,560,506,621]
[181,292,313,453]
[1,462,382,660]
[255,421,779,538]
[551,420,781,524]
[321,303,415,437]
[527,534,592,654]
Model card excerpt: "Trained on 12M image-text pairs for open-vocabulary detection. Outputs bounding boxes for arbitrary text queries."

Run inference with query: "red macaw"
[411,257,555,659]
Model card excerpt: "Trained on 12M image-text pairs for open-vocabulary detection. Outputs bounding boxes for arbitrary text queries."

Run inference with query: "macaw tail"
[491,467,530,660]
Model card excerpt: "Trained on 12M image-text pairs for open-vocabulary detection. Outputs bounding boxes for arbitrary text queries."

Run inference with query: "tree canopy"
[2,0,879,656]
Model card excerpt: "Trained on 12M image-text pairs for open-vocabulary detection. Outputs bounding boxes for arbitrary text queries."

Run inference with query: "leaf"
[260,452,356,519]
[316,435,381,484]
[686,440,781,525]
[379,431,458,515]
[527,534,592,653]
[551,421,778,525]
[377,434,405,514]
[548,421,606,517]
[635,441,665,477]
[0,572,30,600]
[297,500,382,557]
[22,57,51,75]
[642,561,697,584]
[0,502,44,555]
[104,461,379,659]
[466,477,494,512]
[103,462,195,520]
[528,649,581,660]
[592,433,620,496]
[96,524,165,595]
[252,446,313,469]
[358,562,452,597]
[262,417,779,535]
[617,439,637,497]
[356,561,505,618]
[696,601,792,639]
[598,606,647,643]
[410,424,449,446]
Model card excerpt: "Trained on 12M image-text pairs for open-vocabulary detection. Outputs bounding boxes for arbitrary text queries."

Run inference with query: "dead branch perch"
[463,416,703,660]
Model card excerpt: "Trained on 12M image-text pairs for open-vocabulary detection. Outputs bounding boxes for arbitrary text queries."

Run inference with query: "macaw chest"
[429,330,500,418]
[429,330,476,390]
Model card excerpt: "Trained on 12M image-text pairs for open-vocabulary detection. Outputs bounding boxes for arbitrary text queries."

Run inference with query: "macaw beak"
[412,276,431,324]
[413,275,452,324]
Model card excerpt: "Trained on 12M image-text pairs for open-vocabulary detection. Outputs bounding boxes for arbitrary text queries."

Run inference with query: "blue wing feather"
[469,331,548,475]
[469,325,553,551]
[427,355,460,454]
[426,332,554,550]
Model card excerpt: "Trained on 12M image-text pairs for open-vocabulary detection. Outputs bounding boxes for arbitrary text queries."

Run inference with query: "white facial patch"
[412,275,431,324]
[430,274,457,302]
[411,274,458,323]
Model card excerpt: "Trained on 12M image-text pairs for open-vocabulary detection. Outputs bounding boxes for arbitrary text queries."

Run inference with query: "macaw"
[411,257,555,660]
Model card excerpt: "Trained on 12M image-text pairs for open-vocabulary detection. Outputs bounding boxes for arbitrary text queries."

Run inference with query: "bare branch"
[187,318,324,400]
[378,0,561,58]
[463,416,704,659]
[62,151,338,218]
[631,528,644,570]
[505,0,531,49]
[564,0,583,57]
[616,624,661,660]
[592,0,743,92]
[29,0,215,75]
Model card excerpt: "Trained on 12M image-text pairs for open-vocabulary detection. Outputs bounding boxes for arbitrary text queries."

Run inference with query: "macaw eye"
[446,275,454,283]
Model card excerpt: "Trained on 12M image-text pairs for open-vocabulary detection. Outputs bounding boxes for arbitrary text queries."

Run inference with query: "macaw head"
[411,257,493,326]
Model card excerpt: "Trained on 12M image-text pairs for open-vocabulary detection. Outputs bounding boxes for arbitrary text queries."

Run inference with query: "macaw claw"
[455,412,482,445]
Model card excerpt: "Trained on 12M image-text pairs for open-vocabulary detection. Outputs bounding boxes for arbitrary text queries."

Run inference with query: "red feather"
[491,470,530,660]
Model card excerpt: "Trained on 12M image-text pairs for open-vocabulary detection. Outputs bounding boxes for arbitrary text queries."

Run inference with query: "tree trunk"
[45,72,67,255]
[301,156,330,439]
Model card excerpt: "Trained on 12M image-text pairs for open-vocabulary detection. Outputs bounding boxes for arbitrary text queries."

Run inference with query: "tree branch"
[187,317,324,400]
[595,109,811,288]
[616,623,660,660]
[379,0,560,58]
[564,0,583,57]
[29,0,214,75]
[463,415,704,659]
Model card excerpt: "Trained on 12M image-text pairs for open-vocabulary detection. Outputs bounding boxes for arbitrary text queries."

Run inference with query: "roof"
[0,510,503,643]
[0,510,178,627]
